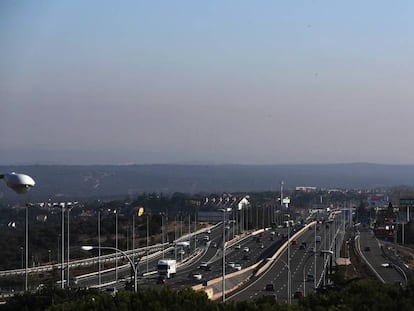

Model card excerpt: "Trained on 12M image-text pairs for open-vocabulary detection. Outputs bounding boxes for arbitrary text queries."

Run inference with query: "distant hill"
[1,163,414,203]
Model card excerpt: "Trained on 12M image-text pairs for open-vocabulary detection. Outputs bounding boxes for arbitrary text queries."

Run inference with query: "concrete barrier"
[254,222,315,276]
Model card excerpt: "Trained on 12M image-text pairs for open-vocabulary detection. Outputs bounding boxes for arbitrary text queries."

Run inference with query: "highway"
[4,207,413,304]
[76,222,236,289]
[228,213,344,303]
[143,224,285,289]
[356,228,406,284]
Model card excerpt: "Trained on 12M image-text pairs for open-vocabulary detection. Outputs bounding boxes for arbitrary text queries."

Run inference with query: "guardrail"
[0,243,169,277]
[254,223,315,277]
[354,234,385,283]
[174,223,222,243]
[75,246,172,282]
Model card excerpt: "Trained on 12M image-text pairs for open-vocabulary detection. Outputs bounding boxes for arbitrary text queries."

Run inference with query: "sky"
[1,1,414,165]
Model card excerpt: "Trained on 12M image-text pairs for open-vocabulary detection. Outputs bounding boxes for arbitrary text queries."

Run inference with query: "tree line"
[2,279,414,311]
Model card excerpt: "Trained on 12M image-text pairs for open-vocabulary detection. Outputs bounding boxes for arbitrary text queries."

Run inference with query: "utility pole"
[61,204,65,289]
[98,211,101,287]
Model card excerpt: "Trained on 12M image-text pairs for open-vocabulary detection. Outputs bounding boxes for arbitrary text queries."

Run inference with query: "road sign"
[400,198,414,206]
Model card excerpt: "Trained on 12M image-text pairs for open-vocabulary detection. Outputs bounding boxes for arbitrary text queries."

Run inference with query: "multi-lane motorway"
[356,228,407,285]
[3,208,410,302]
[76,221,291,294]
[84,210,409,303]
[229,213,344,303]
[143,225,286,289]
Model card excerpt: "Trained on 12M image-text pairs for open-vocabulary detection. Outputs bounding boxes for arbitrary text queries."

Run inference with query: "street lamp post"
[278,258,291,304]
[61,204,65,289]
[114,209,118,283]
[146,213,150,274]
[283,212,291,305]
[222,210,226,302]
[132,215,135,255]
[67,207,72,287]
[280,181,291,303]
[287,220,291,305]
[82,246,139,292]
[26,203,30,291]
[161,214,165,259]
[98,211,102,288]
[220,207,232,302]
[302,255,314,297]
[194,209,197,250]
[314,222,317,289]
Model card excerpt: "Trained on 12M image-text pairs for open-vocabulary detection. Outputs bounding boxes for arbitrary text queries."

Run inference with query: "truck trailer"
[157,259,177,279]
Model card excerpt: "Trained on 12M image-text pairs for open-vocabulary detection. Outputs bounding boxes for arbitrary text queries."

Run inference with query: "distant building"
[197,194,248,222]
[295,186,317,192]
[237,197,250,210]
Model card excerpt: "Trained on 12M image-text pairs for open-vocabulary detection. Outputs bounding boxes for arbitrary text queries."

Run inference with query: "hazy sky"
[1,1,414,165]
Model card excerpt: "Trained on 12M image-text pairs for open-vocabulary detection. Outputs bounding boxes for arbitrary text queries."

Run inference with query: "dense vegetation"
[2,279,414,311]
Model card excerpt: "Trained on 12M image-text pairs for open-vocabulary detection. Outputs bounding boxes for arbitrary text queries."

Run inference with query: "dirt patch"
[396,247,414,270]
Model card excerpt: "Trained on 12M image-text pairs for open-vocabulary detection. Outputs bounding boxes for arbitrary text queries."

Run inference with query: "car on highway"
[235,244,241,249]
[228,262,236,268]
[243,246,249,252]
[308,247,316,253]
[265,283,275,291]
[381,263,392,268]
[294,291,304,299]
[199,262,210,270]
[306,274,314,282]
[192,273,202,280]
[242,254,249,260]
[233,263,242,271]
[364,246,371,251]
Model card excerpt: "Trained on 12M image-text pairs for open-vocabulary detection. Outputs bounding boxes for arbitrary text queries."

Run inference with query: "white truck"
[157,259,177,279]
[175,241,190,248]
